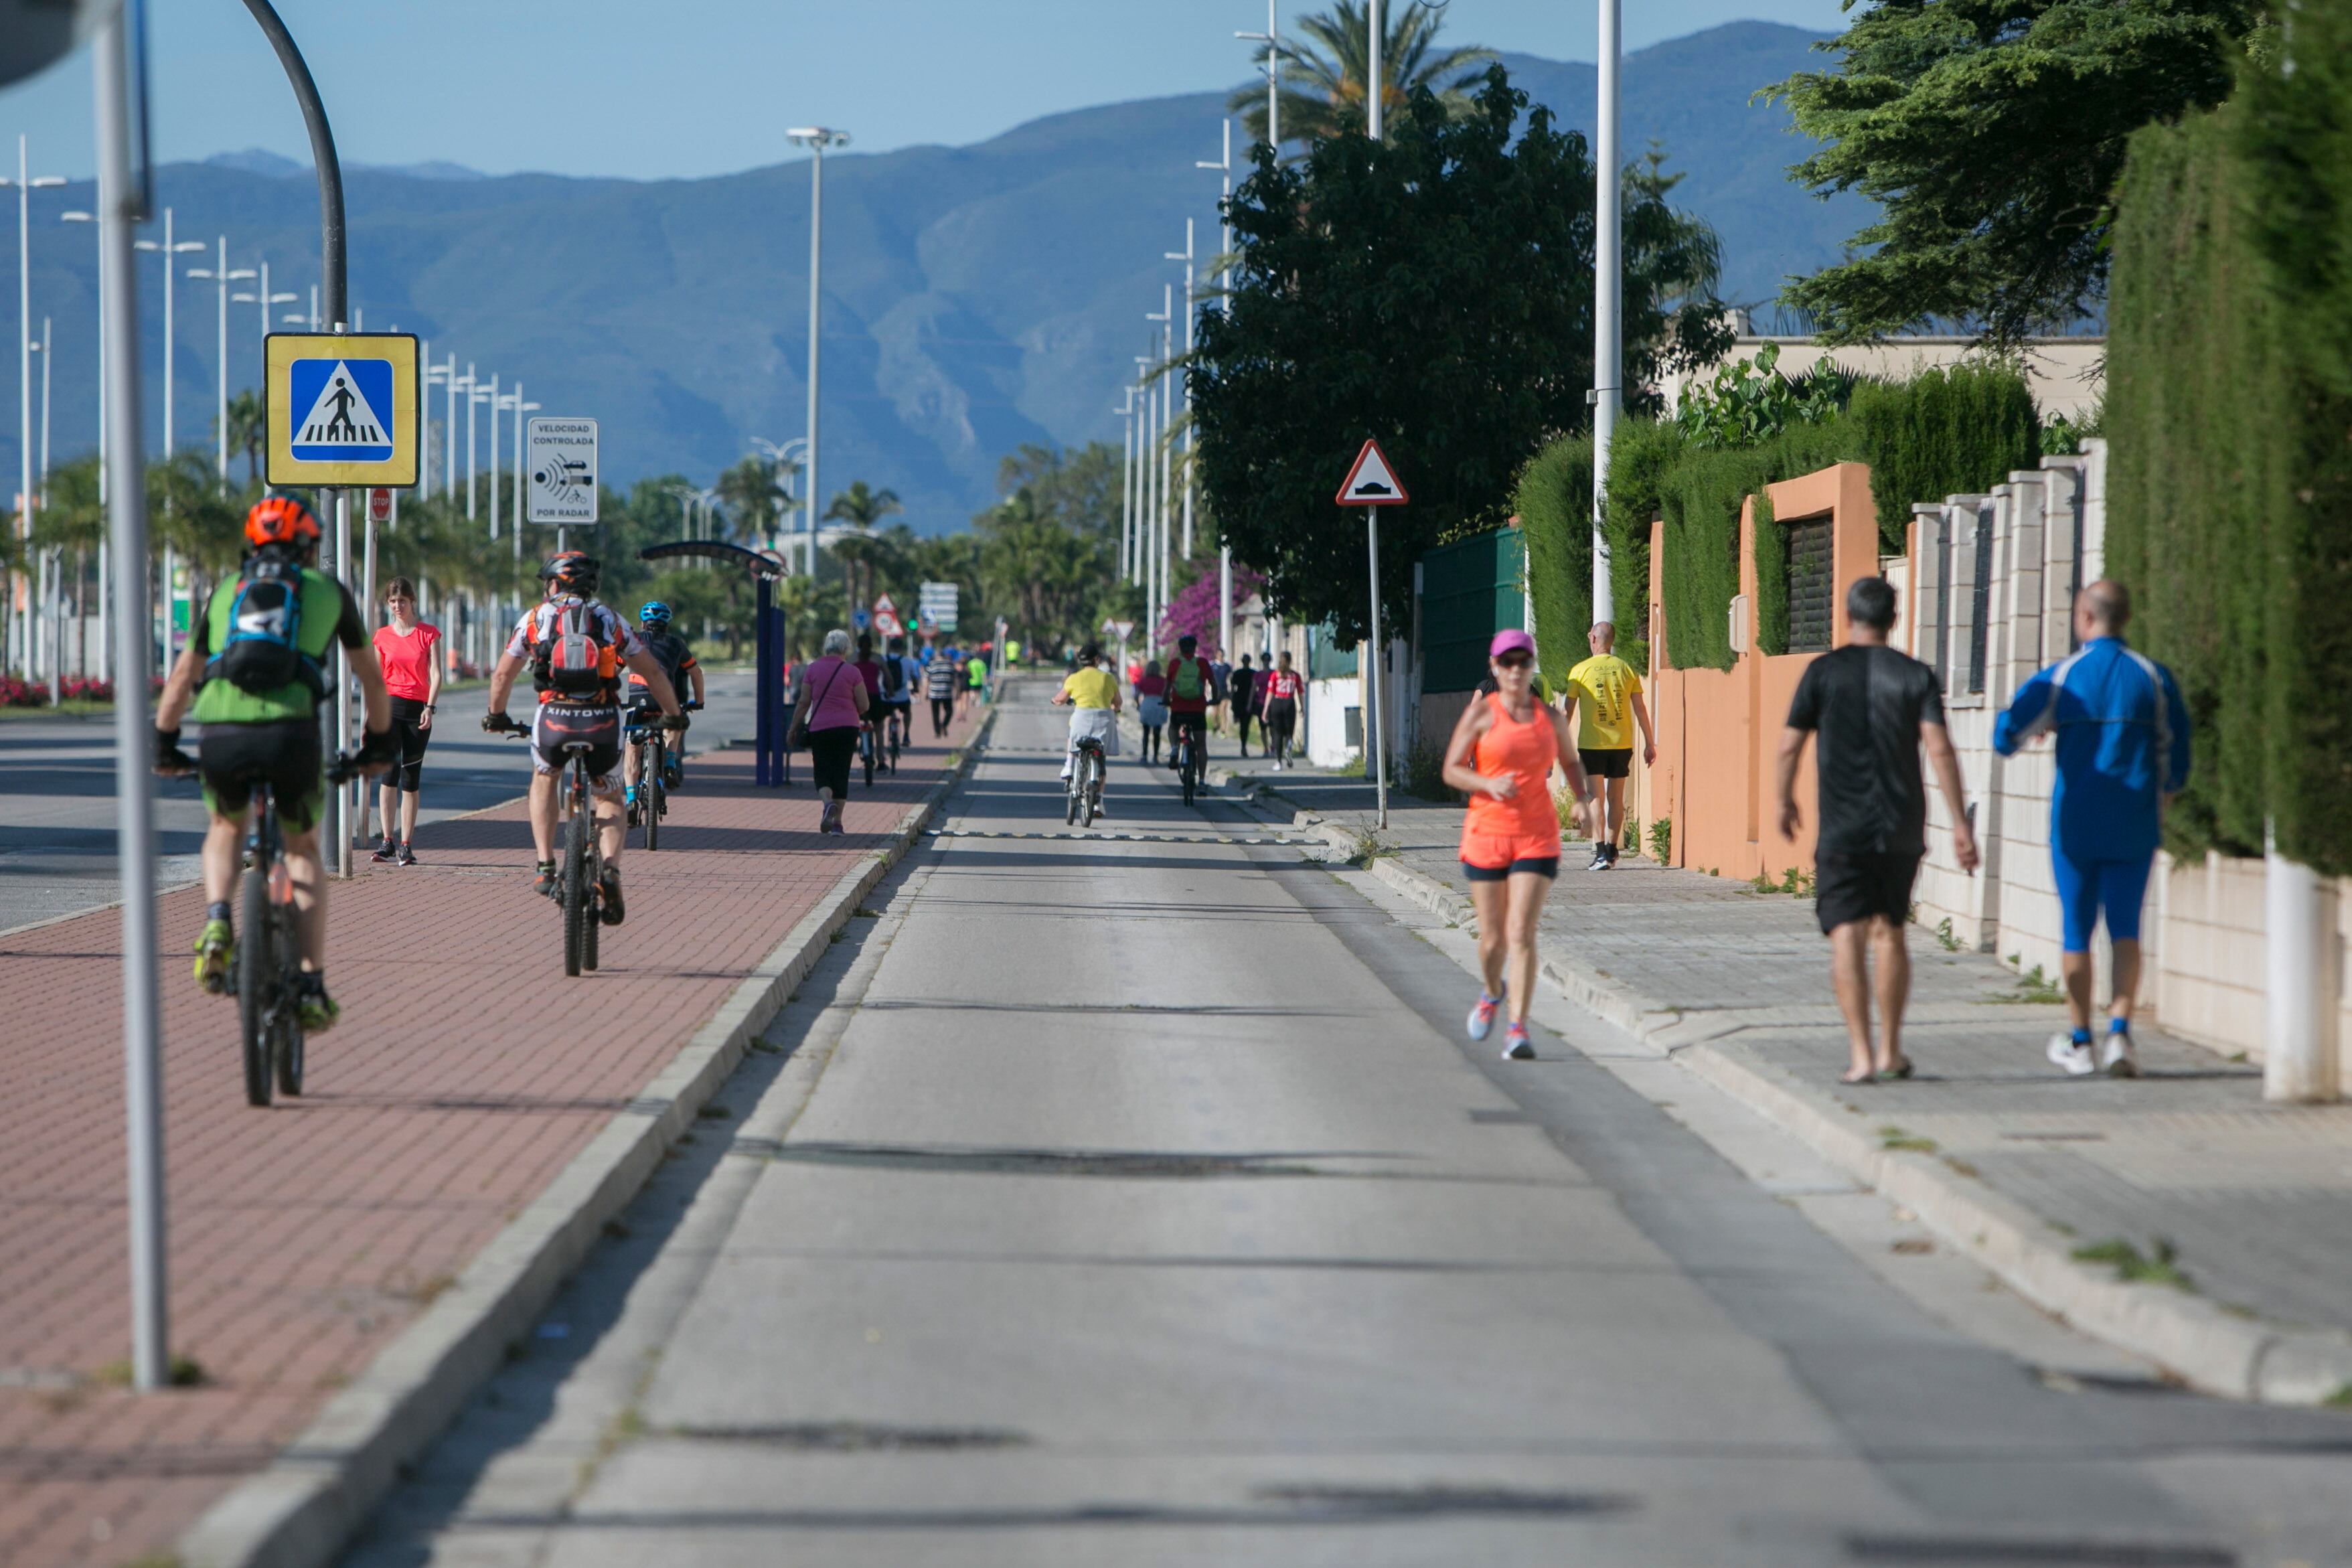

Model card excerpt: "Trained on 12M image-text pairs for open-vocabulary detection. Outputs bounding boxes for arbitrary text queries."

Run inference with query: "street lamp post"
[1116,389,1135,584]
[1200,121,1237,662]
[234,260,297,362]
[1237,2,1281,152]
[61,210,106,681]
[133,210,207,680]
[1591,0,1622,621]
[750,435,808,557]
[508,388,538,560]
[185,241,256,483]
[484,372,501,541]
[439,354,461,502]
[4,138,66,682]
[785,127,849,578]
[461,362,481,519]
[1368,0,1385,141]
[1164,221,1196,561]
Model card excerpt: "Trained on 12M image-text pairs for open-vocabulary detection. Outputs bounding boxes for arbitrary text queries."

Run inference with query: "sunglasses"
[1494,652,1533,670]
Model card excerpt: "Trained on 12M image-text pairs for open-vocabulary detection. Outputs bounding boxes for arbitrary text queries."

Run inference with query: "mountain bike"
[236,753,362,1107]
[1065,734,1105,828]
[625,704,669,852]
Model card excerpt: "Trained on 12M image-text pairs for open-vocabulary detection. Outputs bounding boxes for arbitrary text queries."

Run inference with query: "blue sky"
[2,1,1845,181]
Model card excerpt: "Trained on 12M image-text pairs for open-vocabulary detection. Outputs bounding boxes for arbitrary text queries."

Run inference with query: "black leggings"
[931,695,955,735]
[1142,723,1163,761]
[1261,698,1296,763]
[1232,706,1255,753]
[385,696,431,793]
[807,726,858,799]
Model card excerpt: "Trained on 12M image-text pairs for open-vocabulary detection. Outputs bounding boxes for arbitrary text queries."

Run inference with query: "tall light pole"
[751,434,808,556]
[1591,0,1622,623]
[185,242,256,483]
[133,210,206,678]
[439,354,461,501]
[484,372,501,540]
[1164,220,1196,560]
[234,259,295,362]
[786,127,850,578]
[506,386,536,558]
[1367,0,1384,141]
[1116,389,1135,583]
[1200,121,1237,661]
[61,210,106,681]
[1237,2,1281,152]
[461,363,481,518]
[4,139,66,680]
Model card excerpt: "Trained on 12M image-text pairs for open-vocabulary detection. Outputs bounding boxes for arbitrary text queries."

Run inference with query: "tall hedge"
[2108,27,2352,874]
[1512,435,1595,688]
[1849,362,2043,551]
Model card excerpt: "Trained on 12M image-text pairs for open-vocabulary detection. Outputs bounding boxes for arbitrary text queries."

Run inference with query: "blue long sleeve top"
[1991,637,2191,861]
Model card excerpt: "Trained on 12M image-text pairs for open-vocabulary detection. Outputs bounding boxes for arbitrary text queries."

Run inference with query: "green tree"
[824,479,902,531]
[1193,68,1729,641]
[714,454,790,548]
[221,390,265,488]
[1229,0,1496,147]
[972,443,1125,657]
[1763,0,2260,344]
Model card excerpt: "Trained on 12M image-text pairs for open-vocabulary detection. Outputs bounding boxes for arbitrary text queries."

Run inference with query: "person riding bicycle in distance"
[624,599,703,811]
[154,494,396,1032]
[1052,641,1122,814]
[880,633,920,751]
[483,552,685,919]
[1163,633,1214,773]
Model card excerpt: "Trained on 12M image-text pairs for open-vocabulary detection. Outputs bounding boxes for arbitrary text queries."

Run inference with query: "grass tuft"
[2072,1237,2196,1292]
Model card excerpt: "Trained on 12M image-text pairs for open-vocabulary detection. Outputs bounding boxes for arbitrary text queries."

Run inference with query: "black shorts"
[385,696,432,793]
[1814,848,1923,934]
[1578,747,1632,780]
[1462,856,1561,882]
[199,718,325,832]
[532,702,623,790]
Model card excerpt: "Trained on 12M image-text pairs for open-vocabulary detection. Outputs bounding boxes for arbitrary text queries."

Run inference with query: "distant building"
[1658,315,2105,423]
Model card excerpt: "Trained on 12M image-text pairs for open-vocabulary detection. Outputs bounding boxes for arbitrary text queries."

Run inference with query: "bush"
[1513,435,1594,686]
[59,676,113,702]
[1848,362,2042,552]
[0,677,54,708]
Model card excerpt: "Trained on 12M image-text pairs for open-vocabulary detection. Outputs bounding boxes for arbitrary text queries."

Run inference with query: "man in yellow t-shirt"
[1563,621,1656,871]
[1050,641,1123,810]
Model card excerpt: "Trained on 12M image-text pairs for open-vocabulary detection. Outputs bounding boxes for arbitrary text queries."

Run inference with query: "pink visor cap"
[1488,629,1536,659]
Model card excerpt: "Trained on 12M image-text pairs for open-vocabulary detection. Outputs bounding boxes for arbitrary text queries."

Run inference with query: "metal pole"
[443,356,457,501]
[1591,0,1622,620]
[465,362,477,519]
[95,8,169,1393]
[1368,510,1387,826]
[38,316,51,683]
[486,372,499,540]
[803,143,825,576]
[240,0,345,327]
[213,238,228,478]
[1174,220,1196,559]
[160,208,175,682]
[1159,291,1173,625]
[18,136,31,680]
[1367,0,1383,141]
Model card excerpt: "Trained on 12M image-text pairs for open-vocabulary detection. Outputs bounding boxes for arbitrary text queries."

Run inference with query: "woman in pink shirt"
[369,578,441,866]
[791,627,872,834]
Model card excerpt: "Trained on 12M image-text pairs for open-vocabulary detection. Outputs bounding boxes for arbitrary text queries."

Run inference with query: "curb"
[178,709,997,1568]
[1322,825,2352,1407]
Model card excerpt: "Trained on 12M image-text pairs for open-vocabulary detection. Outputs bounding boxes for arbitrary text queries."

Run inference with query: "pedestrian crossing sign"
[264,332,420,487]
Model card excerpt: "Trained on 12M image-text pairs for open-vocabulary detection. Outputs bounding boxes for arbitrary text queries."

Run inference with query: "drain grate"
[672,1421,1030,1452]
[761,1141,1334,1179]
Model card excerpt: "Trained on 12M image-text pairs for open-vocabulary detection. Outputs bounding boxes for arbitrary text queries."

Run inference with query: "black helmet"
[540,551,600,596]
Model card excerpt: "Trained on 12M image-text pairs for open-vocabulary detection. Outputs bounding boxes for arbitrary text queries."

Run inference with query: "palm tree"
[1229,1,1495,148]
[222,390,265,487]
[823,479,901,532]
[714,453,791,548]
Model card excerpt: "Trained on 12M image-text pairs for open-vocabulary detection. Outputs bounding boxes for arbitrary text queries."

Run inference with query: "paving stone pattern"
[0,718,973,1568]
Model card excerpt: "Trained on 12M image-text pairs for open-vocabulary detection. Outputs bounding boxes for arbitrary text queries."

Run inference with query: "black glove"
[153,726,196,775]
[661,711,691,731]
[684,700,703,712]
[483,710,516,733]
[356,725,398,767]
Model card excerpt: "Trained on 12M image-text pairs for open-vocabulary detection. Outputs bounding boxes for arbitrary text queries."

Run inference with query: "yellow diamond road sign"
[265,332,420,488]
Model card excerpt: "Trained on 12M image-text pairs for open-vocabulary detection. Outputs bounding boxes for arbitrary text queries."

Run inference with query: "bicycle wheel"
[1087,753,1103,826]
[643,753,661,852]
[1081,754,1099,828]
[863,731,875,787]
[1181,743,1196,807]
[1065,773,1081,825]
[274,910,306,1096]
[238,862,273,1107]
[562,808,588,978]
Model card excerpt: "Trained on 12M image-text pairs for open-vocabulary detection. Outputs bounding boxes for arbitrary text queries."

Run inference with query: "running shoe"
[600,868,625,926]
[534,861,560,899]
[2100,1029,2140,1079]
[2046,1032,2095,1077]
[1467,987,1504,1042]
[1503,1024,1536,1061]
[296,983,339,1033]
[369,835,397,864]
[191,919,234,996]
[395,842,418,867]
[1587,844,1610,872]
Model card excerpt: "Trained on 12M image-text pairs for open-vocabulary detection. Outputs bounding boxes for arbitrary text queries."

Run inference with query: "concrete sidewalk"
[1203,748,2352,1406]
[0,714,980,1568]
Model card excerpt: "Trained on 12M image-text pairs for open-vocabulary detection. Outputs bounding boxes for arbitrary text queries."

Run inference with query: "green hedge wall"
[1849,365,2043,552]
[1512,435,1594,690]
[2108,27,2352,874]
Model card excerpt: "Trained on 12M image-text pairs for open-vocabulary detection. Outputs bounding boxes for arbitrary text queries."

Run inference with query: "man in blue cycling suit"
[1993,580,2191,1079]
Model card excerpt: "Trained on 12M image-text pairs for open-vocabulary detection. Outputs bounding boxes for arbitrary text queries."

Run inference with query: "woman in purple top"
[795,627,871,834]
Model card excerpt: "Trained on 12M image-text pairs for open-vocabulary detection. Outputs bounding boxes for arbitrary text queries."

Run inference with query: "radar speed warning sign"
[526,418,599,525]
[265,333,420,487]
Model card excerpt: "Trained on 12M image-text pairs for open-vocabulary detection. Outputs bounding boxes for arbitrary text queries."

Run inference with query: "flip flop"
[1875,1060,1915,1082]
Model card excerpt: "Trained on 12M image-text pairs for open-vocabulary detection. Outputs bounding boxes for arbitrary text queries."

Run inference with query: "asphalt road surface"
[0,674,756,934]
[350,678,2352,1567]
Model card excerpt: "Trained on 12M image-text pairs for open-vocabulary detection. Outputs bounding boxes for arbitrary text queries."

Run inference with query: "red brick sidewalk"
[0,716,974,1568]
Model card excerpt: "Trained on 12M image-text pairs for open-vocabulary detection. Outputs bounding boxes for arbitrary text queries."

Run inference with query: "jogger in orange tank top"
[1442,631,1593,1060]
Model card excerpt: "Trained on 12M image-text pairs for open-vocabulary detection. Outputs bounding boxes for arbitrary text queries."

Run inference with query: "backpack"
[881,653,907,699]
[1170,657,1204,702]
[533,601,619,701]
[208,557,326,698]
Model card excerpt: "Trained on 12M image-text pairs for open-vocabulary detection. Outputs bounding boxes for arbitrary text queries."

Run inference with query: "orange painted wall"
[1636,461,1881,880]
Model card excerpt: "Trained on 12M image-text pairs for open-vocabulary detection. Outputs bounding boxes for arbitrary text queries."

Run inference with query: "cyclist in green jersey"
[154,495,394,1030]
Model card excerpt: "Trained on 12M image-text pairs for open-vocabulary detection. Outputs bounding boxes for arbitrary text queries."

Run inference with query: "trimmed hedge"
[1512,434,1594,689]
[2107,29,2352,874]
[1849,364,2042,552]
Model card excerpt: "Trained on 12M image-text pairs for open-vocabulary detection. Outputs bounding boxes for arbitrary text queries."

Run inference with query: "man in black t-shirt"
[1777,576,1980,1085]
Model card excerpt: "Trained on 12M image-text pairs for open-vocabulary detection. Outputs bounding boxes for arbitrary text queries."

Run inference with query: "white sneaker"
[2046,1033,2095,1077]
[2100,1031,2140,1079]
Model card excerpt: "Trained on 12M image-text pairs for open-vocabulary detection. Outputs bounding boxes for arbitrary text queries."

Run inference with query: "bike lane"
[0,717,977,1568]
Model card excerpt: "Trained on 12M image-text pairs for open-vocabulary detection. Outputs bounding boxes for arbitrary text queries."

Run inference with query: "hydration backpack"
[207,558,325,698]
[1170,657,1204,702]
[881,654,907,699]
[533,602,619,700]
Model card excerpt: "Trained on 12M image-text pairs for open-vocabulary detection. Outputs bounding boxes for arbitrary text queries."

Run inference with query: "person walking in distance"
[1993,580,2191,1078]
[1261,650,1304,769]
[1443,630,1594,1063]
[370,578,441,866]
[1228,654,1258,758]
[793,629,871,834]
[1776,578,1979,1083]
[924,645,959,736]
[1133,658,1168,764]
[1562,622,1656,870]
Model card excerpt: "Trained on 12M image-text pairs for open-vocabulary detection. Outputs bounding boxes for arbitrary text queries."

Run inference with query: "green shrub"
[1513,434,1595,688]
[1752,487,1786,657]
[1848,362,2041,552]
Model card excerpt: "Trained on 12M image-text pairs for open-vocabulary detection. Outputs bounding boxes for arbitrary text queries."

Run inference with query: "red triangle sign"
[1335,438,1408,505]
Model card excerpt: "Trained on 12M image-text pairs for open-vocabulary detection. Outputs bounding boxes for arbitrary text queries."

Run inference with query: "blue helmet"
[639,601,672,628]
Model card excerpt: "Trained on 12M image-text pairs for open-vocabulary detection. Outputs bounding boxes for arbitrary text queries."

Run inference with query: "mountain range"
[10,21,1866,533]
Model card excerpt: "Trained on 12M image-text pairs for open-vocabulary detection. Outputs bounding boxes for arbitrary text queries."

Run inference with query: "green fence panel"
[1420,526,1525,693]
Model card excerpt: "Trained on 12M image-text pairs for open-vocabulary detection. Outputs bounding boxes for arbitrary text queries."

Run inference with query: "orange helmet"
[244,495,321,550]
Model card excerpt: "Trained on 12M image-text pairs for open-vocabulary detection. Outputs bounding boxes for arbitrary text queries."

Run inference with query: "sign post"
[1336,438,1408,828]
[526,416,599,553]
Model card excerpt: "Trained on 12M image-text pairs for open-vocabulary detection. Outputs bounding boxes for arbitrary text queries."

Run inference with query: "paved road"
[0,674,757,933]
[348,679,2352,1567]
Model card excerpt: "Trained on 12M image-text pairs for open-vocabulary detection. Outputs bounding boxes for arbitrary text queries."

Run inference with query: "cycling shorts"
[199,718,325,833]
[2052,846,2154,952]
[532,702,623,791]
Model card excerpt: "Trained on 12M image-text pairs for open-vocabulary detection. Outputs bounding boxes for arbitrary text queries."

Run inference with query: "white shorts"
[1062,707,1119,773]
